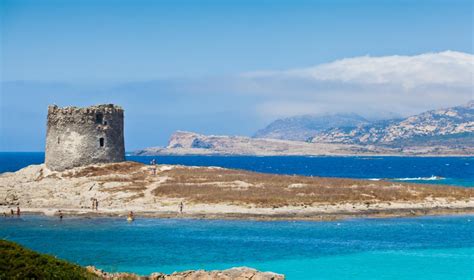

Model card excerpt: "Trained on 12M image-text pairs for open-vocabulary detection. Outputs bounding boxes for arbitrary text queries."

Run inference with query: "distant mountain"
[133,102,474,156]
[254,113,370,141]
[311,101,474,147]
[134,128,473,156]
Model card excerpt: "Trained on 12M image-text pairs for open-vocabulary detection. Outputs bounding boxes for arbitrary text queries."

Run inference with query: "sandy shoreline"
[1,161,473,222]
[3,205,474,222]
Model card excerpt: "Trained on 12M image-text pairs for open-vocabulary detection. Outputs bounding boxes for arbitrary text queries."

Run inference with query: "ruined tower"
[45,104,125,171]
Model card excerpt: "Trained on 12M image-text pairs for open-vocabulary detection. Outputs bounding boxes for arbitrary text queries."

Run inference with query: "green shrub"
[0,239,97,279]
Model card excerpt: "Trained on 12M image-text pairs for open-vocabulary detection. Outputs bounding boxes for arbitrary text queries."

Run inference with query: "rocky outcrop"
[87,266,285,280]
[135,131,369,156]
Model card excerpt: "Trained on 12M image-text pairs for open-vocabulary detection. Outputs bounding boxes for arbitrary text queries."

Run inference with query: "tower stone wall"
[45,104,125,171]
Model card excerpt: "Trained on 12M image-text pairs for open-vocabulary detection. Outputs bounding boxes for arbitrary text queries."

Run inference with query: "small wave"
[368,176,446,181]
[392,176,445,181]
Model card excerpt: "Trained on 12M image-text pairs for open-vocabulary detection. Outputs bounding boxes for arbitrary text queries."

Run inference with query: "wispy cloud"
[239,51,473,119]
[1,51,473,150]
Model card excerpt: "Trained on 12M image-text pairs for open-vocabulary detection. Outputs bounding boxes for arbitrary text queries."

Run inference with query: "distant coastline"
[133,150,474,157]
[133,131,474,157]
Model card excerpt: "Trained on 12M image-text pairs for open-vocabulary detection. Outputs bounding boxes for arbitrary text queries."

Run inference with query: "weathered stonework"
[45,104,125,171]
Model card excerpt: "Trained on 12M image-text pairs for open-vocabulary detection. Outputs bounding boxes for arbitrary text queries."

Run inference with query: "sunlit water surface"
[1,215,473,280]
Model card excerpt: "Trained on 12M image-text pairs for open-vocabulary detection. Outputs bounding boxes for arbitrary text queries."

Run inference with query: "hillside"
[311,101,474,146]
[254,113,370,141]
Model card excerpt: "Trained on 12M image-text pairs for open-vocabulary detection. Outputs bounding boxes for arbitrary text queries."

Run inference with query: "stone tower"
[45,104,125,171]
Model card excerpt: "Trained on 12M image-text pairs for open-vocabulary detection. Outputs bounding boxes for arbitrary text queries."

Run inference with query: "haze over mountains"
[311,101,473,147]
[254,113,371,141]
[135,101,474,156]
[256,101,473,148]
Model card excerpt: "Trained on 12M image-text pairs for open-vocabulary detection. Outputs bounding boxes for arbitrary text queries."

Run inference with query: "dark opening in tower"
[96,113,104,124]
[99,137,105,147]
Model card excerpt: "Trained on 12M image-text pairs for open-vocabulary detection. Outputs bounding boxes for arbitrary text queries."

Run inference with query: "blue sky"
[1,0,473,151]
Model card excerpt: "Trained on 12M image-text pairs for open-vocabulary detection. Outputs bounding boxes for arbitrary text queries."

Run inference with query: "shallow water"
[1,215,473,279]
[1,153,473,187]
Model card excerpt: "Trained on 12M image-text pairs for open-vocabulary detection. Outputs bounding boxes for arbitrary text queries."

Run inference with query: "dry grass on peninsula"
[153,165,474,208]
[2,162,473,219]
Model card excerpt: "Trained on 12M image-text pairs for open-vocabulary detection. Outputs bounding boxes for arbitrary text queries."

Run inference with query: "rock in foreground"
[87,266,285,280]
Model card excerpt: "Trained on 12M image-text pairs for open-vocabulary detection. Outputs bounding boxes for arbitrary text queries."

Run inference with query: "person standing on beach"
[179,201,184,214]
[58,210,63,220]
[10,209,14,216]
[149,159,157,175]
[95,199,99,211]
[16,207,20,216]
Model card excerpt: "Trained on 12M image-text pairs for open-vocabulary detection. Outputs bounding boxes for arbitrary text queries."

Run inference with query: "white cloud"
[245,51,473,88]
[239,51,473,119]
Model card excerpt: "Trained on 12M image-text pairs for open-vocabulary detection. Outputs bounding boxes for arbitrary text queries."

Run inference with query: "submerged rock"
[86,266,285,280]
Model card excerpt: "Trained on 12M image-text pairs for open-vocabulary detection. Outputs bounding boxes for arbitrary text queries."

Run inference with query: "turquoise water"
[1,215,473,279]
[1,153,473,278]
[1,153,473,187]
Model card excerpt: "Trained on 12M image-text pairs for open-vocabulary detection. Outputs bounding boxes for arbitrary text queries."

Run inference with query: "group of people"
[2,206,20,217]
[2,207,65,220]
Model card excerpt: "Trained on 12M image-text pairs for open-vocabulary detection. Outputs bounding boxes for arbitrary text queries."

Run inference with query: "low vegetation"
[0,239,96,279]
[154,166,474,207]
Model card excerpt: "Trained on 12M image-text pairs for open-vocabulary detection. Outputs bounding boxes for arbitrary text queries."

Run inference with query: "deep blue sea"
[0,215,473,280]
[0,152,472,186]
[1,152,473,279]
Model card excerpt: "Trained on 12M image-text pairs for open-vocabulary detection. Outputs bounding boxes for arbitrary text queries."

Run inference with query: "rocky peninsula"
[1,161,473,220]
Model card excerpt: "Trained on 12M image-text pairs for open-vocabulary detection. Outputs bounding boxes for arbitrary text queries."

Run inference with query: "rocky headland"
[134,130,385,156]
[135,101,474,156]
[134,131,473,156]
[1,161,473,220]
